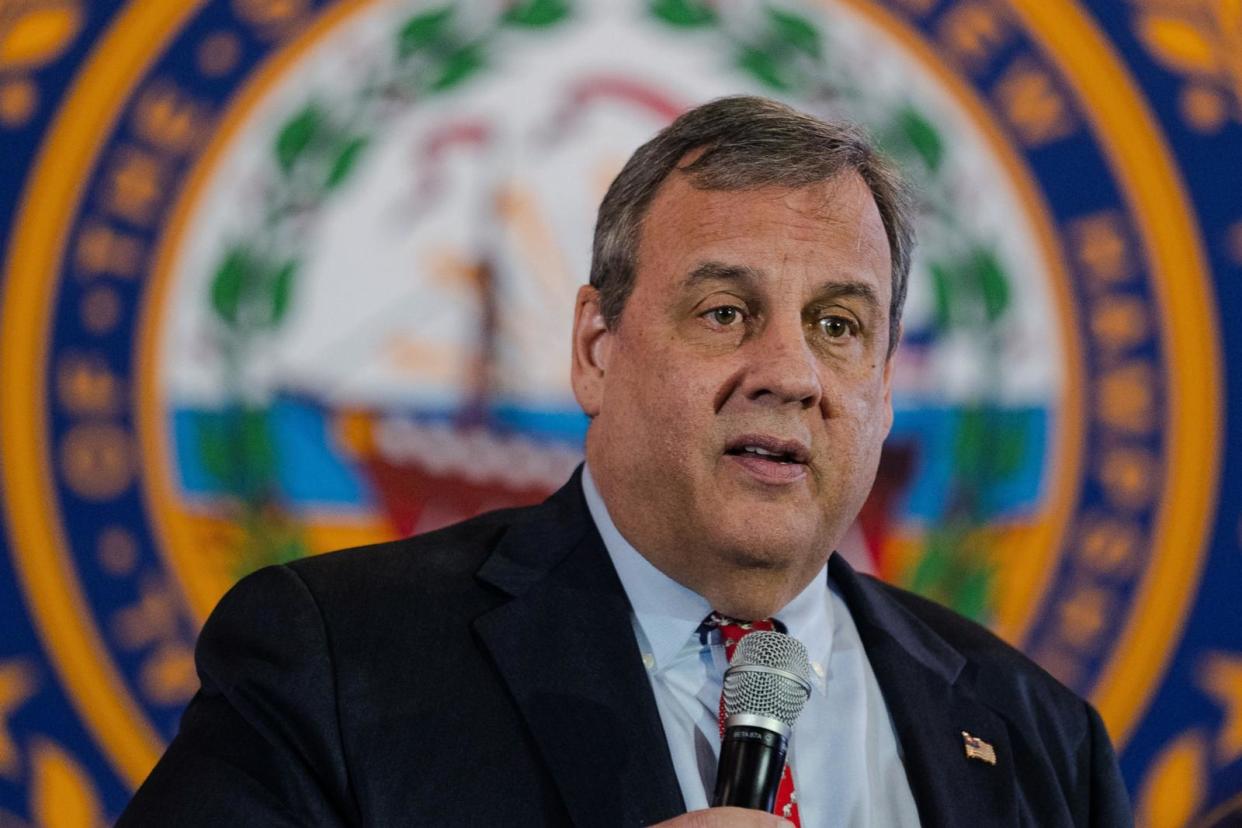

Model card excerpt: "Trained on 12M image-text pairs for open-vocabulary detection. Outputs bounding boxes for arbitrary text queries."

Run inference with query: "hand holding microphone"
[656,630,811,827]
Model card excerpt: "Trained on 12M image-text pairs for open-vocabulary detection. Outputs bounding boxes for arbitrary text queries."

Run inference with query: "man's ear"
[570,285,612,417]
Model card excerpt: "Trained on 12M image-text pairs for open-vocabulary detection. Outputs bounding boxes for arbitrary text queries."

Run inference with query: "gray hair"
[589,95,915,356]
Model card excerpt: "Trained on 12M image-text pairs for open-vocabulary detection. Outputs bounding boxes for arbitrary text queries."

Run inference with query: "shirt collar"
[775,556,833,693]
[582,464,710,670]
[582,464,834,687]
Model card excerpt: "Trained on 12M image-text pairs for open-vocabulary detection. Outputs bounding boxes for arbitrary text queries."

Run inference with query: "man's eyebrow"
[680,261,765,290]
[810,281,883,313]
[681,263,884,313]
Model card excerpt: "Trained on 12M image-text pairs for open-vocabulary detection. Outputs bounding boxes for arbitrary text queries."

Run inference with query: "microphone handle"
[712,725,789,812]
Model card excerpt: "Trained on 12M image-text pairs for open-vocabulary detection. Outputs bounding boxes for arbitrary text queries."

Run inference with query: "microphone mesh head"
[722,630,812,729]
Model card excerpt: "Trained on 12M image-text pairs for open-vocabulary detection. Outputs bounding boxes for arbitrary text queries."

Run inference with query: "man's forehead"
[641,173,892,284]
[645,170,886,248]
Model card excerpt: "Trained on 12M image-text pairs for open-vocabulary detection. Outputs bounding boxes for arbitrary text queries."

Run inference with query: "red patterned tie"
[710,614,801,825]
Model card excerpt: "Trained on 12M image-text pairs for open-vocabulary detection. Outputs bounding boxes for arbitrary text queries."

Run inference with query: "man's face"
[573,170,896,607]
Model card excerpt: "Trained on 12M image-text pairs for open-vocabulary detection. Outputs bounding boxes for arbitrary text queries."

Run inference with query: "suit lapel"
[473,475,685,827]
[471,476,1019,826]
[831,555,1018,828]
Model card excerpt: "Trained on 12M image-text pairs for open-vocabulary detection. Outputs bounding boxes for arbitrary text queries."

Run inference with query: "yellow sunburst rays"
[0,0,84,128]
[0,658,104,826]
[1133,0,1242,132]
[28,738,103,828]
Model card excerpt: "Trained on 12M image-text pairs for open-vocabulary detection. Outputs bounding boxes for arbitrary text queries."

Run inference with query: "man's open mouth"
[723,436,810,465]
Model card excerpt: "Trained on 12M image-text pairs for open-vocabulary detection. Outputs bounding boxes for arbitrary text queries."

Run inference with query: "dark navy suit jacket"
[119,470,1132,826]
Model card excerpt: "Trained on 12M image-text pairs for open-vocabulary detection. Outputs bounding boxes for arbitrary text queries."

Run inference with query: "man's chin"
[708,524,829,572]
[698,536,830,618]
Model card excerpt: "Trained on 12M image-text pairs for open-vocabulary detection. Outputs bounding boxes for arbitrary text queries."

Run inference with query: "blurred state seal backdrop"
[0,0,1239,824]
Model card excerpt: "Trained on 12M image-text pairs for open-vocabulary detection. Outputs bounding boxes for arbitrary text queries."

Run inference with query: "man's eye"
[708,306,742,325]
[819,316,855,338]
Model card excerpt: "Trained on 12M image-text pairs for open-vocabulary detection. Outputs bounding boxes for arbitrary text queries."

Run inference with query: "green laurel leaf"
[971,247,1009,321]
[503,0,570,26]
[896,106,943,172]
[430,44,485,91]
[737,47,792,90]
[268,260,298,326]
[929,262,955,330]
[210,246,253,326]
[649,0,717,26]
[767,6,821,58]
[397,6,453,59]
[275,104,323,174]
[325,136,369,190]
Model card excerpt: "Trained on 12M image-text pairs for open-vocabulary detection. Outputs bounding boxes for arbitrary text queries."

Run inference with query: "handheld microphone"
[711,630,813,813]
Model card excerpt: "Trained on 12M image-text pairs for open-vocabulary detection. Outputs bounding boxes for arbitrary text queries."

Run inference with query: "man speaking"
[120,96,1131,826]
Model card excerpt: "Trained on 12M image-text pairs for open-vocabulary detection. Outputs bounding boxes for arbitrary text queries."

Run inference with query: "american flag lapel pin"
[961,731,997,766]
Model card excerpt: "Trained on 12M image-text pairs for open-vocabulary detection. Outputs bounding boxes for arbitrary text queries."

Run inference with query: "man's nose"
[739,318,822,409]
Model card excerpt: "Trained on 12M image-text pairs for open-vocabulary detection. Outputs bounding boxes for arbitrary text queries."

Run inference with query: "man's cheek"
[841,388,888,425]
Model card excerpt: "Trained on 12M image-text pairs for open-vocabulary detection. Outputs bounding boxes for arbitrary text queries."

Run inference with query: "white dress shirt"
[581,466,921,826]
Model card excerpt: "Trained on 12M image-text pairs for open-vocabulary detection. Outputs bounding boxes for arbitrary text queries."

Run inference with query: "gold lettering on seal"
[132,81,210,156]
[197,31,242,78]
[1069,211,1135,286]
[74,221,144,278]
[111,578,197,706]
[232,0,312,40]
[58,422,134,502]
[1054,582,1111,652]
[56,353,123,417]
[111,578,178,651]
[96,525,139,577]
[1028,643,1082,689]
[79,285,121,335]
[1096,361,1158,435]
[102,146,167,227]
[1051,205,1161,689]
[1090,297,1148,356]
[993,56,1078,146]
[936,1,1011,72]
[1074,514,1141,578]
[140,644,197,706]
[1097,445,1158,512]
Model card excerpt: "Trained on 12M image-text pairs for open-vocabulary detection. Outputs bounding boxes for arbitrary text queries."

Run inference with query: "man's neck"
[581,464,825,620]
